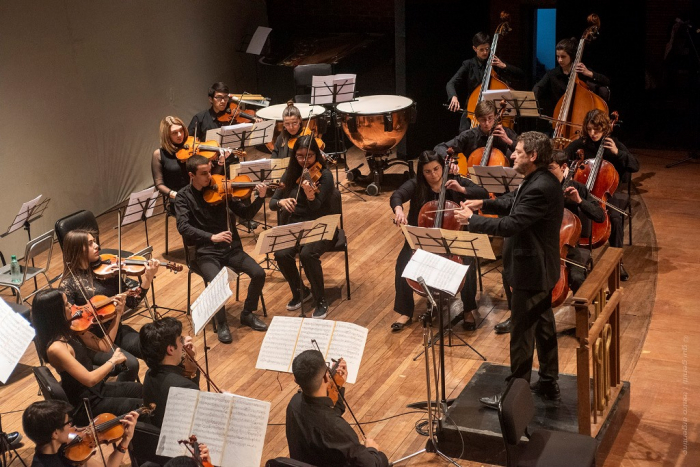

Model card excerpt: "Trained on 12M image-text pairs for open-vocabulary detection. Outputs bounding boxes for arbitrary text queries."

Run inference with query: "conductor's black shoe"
[313,298,329,319]
[620,263,630,281]
[479,393,502,410]
[241,312,268,331]
[530,380,561,401]
[7,432,22,446]
[494,318,512,334]
[287,289,313,311]
[216,323,233,344]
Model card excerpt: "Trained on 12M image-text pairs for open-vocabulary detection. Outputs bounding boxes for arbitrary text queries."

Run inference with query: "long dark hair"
[32,289,73,363]
[280,134,326,195]
[415,150,445,206]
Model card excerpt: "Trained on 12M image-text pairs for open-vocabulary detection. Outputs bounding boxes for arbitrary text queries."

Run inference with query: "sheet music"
[401,249,469,296]
[222,396,270,467]
[190,392,234,464]
[0,300,36,384]
[238,159,273,182]
[122,187,157,226]
[468,165,523,194]
[270,157,290,180]
[253,214,340,256]
[481,89,540,118]
[218,121,275,147]
[311,74,356,104]
[191,267,236,335]
[293,318,336,361]
[246,26,272,55]
[255,316,302,372]
[6,195,42,234]
[156,386,200,458]
[325,321,368,384]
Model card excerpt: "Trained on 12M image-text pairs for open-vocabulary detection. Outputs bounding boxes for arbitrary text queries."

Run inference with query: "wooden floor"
[0,147,697,466]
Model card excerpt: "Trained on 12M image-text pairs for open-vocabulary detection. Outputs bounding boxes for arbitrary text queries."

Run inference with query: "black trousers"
[197,248,265,323]
[608,193,626,249]
[90,324,141,382]
[509,288,559,383]
[275,240,333,302]
[394,242,478,318]
[74,381,143,425]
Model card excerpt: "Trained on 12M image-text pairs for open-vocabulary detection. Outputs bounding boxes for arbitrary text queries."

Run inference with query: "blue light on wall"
[536,9,556,70]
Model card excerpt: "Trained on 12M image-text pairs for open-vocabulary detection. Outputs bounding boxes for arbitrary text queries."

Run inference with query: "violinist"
[22,400,139,467]
[270,135,335,319]
[446,32,524,131]
[60,230,159,381]
[533,38,611,120]
[454,132,563,407]
[270,101,304,160]
[152,116,190,206]
[390,151,489,332]
[286,350,389,467]
[140,317,200,429]
[565,109,639,280]
[435,100,518,161]
[31,289,143,425]
[175,154,269,343]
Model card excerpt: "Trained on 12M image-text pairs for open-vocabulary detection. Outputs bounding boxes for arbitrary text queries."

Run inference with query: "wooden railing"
[571,247,624,436]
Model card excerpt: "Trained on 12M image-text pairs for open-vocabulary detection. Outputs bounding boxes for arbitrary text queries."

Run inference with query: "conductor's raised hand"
[211,231,233,244]
[454,201,475,224]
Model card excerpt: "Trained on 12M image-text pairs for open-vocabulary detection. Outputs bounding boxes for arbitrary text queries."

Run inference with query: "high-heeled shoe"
[391,317,413,332]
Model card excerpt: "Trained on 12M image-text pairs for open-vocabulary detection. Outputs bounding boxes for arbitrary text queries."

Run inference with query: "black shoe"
[479,393,502,410]
[6,432,22,446]
[242,220,259,230]
[391,317,413,332]
[286,289,313,311]
[620,263,630,281]
[241,312,268,331]
[313,298,329,319]
[530,380,561,401]
[462,312,476,331]
[216,323,233,344]
[494,318,512,334]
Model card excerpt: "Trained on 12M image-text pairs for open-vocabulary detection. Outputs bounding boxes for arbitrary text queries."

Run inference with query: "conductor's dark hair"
[186,154,210,175]
[23,400,73,447]
[140,317,183,370]
[292,349,327,394]
[472,32,491,47]
[207,82,229,98]
[517,131,553,168]
[556,38,577,60]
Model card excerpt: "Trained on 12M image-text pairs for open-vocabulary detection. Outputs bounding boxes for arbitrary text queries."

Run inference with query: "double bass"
[551,14,608,149]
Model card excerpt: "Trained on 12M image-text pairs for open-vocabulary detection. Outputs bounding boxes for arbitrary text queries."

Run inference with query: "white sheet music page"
[325,321,368,384]
[191,267,235,335]
[293,318,336,362]
[122,187,157,226]
[401,248,469,296]
[156,387,201,458]
[222,395,270,467]
[8,195,42,234]
[0,300,35,384]
[255,316,303,372]
[190,392,234,465]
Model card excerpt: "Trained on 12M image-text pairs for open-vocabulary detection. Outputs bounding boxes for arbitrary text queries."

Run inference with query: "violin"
[175,136,245,162]
[93,254,182,278]
[216,94,259,124]
[178,434,214,467]
[552,209,582,307]
[61,405,155,464]
[68,288,142,333]
[203,174,282,205]
[326,358,346,406]
[287,127,326,152]
[296,162,323,194]
[465,99,511,169]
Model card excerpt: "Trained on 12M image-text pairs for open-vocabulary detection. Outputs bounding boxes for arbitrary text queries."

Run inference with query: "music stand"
[468,165,523,196]
[254,214,340,316]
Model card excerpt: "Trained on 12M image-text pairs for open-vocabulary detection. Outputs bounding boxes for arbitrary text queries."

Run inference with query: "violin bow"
[294,108,319,204]
[82,397,110,467]
[182,310,223,393]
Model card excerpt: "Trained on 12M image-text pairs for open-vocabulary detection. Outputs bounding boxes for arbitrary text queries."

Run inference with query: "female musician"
[565,109,639,279]
[151,116,190,205]
[270,101,304,160]
[60,230,160,381]
[533,38,611,120]
[270,135,335,319]
[390,151,489,332]
[31,289,143,425]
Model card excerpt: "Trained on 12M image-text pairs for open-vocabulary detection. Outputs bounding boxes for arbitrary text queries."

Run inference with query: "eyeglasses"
[212,95,228,101]
[63,418,75,428]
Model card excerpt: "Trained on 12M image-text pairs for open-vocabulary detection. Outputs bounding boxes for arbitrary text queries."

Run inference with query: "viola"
[175,136,245,162]
[296,162,323,194]
[93,254,183,278]
[465,99,511,170]
[326,358,346,406]
[552,209,582,307]
[178,434,215,467]
[203,174,282,205]
[61,405,155,464]
[68,288,142,333]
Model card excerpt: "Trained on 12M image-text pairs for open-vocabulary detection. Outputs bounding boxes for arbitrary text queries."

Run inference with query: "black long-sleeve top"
[533,66,610,117]
[564,178,606,239]
[174,183,264,255]
[270,133,293,160]
[564,137,639,182]
[151,148,189,197]
[143,364,200,428]
[390,177,489,227]
[270,168,334,223]
[446,57,525,103]
[286,391,389,467]
[434,126,518,160]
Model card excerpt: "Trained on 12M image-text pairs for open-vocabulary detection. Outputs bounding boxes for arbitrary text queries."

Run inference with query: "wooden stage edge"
[0,147,698,466]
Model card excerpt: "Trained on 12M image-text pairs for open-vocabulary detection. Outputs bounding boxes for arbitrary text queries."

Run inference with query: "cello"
[466,11,514,130]
[552,14,608,150]
[465,99,511,169]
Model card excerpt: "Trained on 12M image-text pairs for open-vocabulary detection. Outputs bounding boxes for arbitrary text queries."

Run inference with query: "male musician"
[447,32,524,131]
[22,400,139,467]
[434,100,518,162]
[493,150,605,334]
[286,350,389,467]
[564,109,639,280]
[455,132,563,405]
[140,317,200,428]
[175,154,268,343]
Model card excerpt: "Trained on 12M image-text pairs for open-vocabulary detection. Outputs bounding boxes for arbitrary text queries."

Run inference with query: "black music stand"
[254,215,340,317]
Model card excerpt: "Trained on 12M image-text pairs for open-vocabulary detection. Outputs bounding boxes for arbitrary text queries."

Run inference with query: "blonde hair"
[159,116,188,154]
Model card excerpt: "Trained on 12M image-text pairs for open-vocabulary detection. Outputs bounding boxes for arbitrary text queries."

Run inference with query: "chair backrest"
[130,422,172,466]
[266,458,317,467]
[54,210,100,248]
[328,188,344,229]
[294,64,333,103]
[33,366,69,403]
[23,230,55,273]
[498,378,535,465]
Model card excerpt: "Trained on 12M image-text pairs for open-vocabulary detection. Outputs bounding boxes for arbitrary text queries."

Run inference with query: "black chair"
[266,458,316,467]
[498,378,598,467]
[54,210,133,257]
[129,422,171,466]
[33,366,70,403]
[293,64,333,103]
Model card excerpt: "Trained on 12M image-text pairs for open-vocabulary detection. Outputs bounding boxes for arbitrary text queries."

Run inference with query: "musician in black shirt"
[152,116,190,210]
[270,101,304,160]
[175,154,269,343]
[286,350,389,467]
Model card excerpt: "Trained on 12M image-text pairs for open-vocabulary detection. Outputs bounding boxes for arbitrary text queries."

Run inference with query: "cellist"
[565,109,639,280]
[446,32,524,132]
[390,151,489,332]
